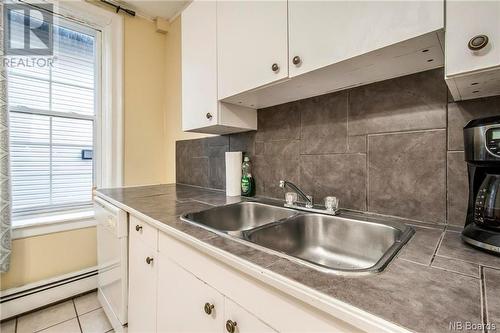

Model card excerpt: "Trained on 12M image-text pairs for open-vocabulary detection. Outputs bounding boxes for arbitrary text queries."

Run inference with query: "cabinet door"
[224,298,276,333]
[288,1,443,77]
[128,238,157,333]
[181,1,218,131]
[217,0,288,100]
[446,1,500,76]
[157,255,224,333]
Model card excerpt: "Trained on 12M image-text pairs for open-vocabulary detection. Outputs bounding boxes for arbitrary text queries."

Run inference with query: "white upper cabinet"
[219,0,444,109]
[445,0,500,100]
[181,0,218,131]
[181,1,257,134]
[216,0,288,100]
[446,1,500,76]
[288,1,444,77]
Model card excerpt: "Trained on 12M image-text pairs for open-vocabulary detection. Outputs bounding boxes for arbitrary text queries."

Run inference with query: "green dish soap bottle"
[241,156,255,197]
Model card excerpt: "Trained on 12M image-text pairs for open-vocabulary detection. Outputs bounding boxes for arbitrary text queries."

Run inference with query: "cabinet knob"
[204,302,214,315]
[145,257,154,265]
[135,225,142,232]
[271,63,279,72]
[206,112,213,120]
[468,35,489,51]
[226,320,237,333]
[292,56,302,66]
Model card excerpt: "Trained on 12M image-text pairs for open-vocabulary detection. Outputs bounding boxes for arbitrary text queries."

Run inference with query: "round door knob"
[135,225,142,232]
[468,35,489,51]
[206,112,213,120]
[204,303,214,315]
[226,320,237,333]
[271,63,279,72]
[292,56,302,66]
[145,257,154,264]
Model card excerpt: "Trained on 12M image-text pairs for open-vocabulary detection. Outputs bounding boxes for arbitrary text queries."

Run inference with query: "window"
[7,11,98,218]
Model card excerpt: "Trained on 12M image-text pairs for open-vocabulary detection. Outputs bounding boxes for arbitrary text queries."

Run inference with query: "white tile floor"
[0,291,113,333]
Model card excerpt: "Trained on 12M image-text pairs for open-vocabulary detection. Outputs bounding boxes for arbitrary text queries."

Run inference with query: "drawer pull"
[145,257,154,265]
[204,302,214,315]
[226,320,237,333]
[135,225,143,232]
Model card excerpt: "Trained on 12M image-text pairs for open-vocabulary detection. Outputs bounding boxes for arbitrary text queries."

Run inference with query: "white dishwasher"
[94,196,128,332]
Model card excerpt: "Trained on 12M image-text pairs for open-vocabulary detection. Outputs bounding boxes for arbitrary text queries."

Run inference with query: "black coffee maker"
[462,116,500,254]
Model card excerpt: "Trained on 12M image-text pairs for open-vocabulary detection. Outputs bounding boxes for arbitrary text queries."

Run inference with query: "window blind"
[7,13,97,216]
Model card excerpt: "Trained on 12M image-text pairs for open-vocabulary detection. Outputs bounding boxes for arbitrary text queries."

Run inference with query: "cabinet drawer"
[130,216,158,250]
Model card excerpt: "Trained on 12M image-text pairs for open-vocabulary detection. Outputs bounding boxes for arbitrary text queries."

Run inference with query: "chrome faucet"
[279,180,339,215]
[279,180,313,208]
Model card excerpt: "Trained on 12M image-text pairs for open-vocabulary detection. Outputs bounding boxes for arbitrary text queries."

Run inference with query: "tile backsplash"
[176,68,500,226]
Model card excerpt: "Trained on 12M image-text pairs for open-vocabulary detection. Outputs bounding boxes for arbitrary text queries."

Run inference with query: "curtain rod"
[100,0,136,17]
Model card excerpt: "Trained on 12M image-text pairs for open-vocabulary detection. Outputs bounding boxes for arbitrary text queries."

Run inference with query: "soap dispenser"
[241,156,255,197]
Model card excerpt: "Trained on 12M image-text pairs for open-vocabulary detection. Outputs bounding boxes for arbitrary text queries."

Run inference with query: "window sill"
[12,210,96,240]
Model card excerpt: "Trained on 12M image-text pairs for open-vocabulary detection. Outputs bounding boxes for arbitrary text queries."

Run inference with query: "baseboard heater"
[0,267,98,321]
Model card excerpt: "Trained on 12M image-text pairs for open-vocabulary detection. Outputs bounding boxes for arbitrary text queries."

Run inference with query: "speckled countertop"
[97,184,500,333]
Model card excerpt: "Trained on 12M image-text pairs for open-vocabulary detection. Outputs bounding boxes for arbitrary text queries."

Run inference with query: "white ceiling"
[123,1,190,21]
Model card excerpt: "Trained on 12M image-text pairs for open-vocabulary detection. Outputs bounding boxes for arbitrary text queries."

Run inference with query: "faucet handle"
[306,195,313,208]
[285,192,297,205]
[279,180,285,188]
[324,196,339,211]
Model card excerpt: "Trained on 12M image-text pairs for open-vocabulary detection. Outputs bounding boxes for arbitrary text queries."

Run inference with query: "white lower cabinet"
[224,298,276,333]
[156,253,275,333]
[157,255,224,332]
[128,216,371,333]
[128,231,158,333]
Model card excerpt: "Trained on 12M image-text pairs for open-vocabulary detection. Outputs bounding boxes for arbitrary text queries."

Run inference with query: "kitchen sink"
[244,213,413,273]
[182,201,297,236]
[181,201,414,274]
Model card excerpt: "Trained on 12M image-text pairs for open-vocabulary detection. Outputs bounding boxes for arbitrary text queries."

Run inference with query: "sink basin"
[182,200,414,274]
[182,201,297,235]
[244,213,414,274]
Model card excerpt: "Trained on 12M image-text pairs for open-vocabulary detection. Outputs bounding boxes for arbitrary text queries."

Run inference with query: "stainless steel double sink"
[181,201,414,275]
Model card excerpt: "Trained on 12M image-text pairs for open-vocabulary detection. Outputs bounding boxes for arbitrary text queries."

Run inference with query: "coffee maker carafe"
[475,174,500,229]
[462,116,500,254]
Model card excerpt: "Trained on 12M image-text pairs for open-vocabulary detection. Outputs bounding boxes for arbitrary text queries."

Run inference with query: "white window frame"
[11,0,124,238]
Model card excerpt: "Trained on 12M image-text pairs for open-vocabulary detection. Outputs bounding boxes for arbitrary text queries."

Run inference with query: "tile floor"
[0,291,114,333]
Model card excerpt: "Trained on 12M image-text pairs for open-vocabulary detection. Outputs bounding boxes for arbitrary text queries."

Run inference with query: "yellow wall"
[123,16,169,186]
[164,16,213,183]
[0,228,97,290]
[124,15,211,185]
